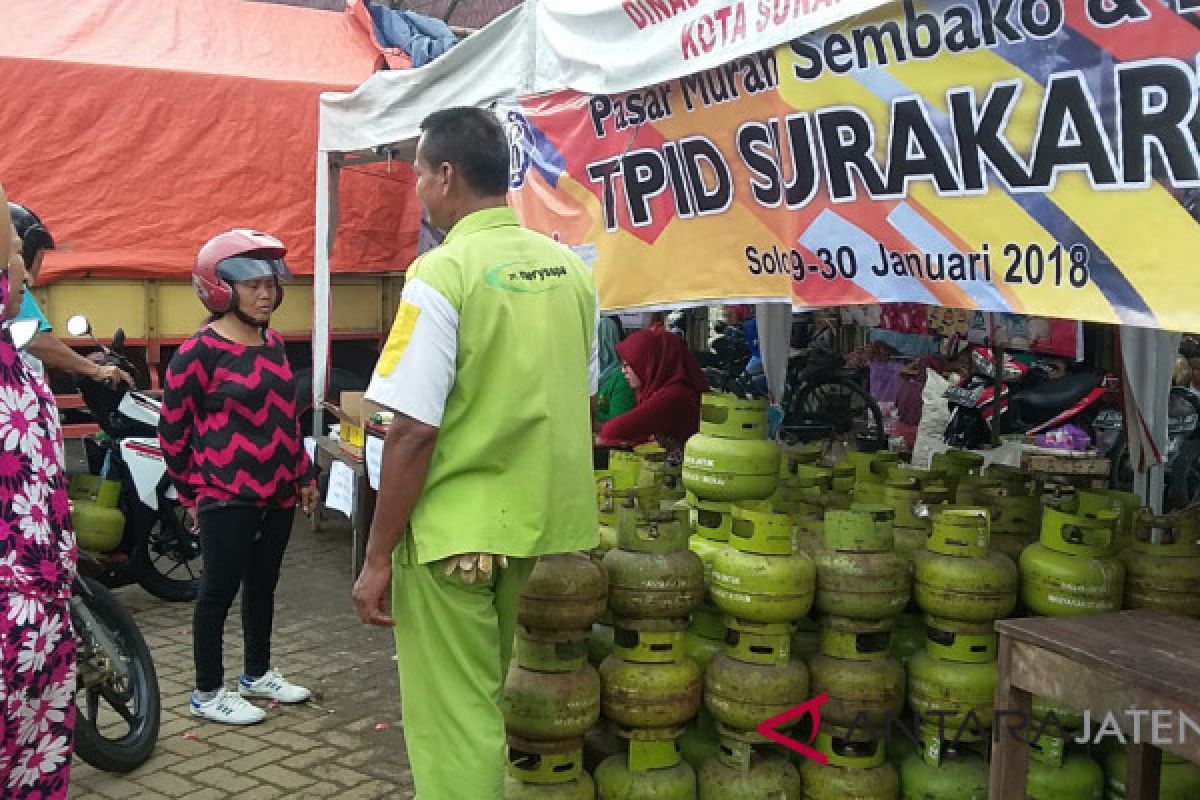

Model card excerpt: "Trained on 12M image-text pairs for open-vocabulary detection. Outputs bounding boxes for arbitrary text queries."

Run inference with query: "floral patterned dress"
[0,274,77,798]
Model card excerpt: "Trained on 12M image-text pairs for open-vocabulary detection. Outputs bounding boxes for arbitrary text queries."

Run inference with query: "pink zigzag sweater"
[158,327,316,509]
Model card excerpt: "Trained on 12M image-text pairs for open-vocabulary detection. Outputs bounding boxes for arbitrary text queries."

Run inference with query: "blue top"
[16,290,51,333]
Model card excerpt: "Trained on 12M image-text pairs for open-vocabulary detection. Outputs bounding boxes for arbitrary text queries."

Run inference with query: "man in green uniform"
[353,107,599,798]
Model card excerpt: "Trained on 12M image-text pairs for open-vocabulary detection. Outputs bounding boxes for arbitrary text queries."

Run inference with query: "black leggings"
[193,505,294,692]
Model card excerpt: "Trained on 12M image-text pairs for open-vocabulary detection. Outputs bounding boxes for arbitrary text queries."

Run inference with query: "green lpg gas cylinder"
[700,393,770,439]
[596,738,697,800]
[597,461,638,525]
[899,746,988,799]
[604,508,704,620]
[808,618,905,728]
[1076,489,1141,550]
[1021,508,1125,616]
[885,482,950,567]
[503,633,600,742]
[690,497,732,580]
[794,514,824,559]
[596,485,660,561]
[705,623,808,733]
[930,451,984,493]
[913,507,1018,622]
[844,450,900,484]
[683,434,780,502]
[1027,748,1104,800]
[780,443,823,478]
[1122,508,1200,616]
[985,463,1041,491]
[634,442,668,486]
[791,615,821,660]
[679,707,722,771]
[584,722,627,774]
[801,731,899,800]
[698,737,802,799]
[588,623,615,667]
[970,485,1041,562]
[519,552,609,632]
[1106,747,1200,799]
[890,612,925,665]
[710,506,815,624]
[684,605,727,674]
[599,623,702,730]
[775,464,833,519]
[953,475,1001,505]
[505,772,595,799]
[70,475,124,553]
[1031,696,1085,733]
[907,619,997,734]
[508,736,589,788]
[71,498,125,553]
[815,506,910,619]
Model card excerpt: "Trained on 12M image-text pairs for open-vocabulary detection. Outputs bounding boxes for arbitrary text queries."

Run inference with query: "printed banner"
[506,0,1200,331]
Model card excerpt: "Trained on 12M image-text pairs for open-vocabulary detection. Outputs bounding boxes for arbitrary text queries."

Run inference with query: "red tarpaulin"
[0,0,420,281]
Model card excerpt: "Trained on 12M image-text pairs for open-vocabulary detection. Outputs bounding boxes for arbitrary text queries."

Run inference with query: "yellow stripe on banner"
[594,203,790,311]
[881,48,1118,322]
[1063,177,1200,331]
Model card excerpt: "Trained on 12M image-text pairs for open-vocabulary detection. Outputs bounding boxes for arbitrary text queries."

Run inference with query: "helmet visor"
[215,256,292,284]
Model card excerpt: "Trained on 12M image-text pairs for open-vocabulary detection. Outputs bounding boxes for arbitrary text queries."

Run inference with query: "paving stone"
[71,513,411,798]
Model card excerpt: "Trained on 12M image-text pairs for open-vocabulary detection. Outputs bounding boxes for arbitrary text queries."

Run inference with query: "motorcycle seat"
[1012,372,1101,412]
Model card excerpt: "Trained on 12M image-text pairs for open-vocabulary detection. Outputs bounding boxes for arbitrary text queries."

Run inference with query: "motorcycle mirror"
[5,318,39,351]
[66,315,92,338]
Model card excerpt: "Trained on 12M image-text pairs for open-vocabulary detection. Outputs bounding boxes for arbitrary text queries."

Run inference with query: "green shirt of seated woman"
[594,316,635,424]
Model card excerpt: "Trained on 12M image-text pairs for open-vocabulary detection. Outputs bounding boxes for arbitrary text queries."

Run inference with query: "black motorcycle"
[67,316,201,602]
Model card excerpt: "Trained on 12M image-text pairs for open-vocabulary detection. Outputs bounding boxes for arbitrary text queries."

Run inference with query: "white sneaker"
[190,688,266,725]
[238,668,311,704]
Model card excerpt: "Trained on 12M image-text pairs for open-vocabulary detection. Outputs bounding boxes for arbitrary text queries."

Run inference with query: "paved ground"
[71,511,416,799]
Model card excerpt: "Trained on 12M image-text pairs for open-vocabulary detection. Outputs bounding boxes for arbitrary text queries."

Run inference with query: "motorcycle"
[3,317,161,773]
[71,570,161,772]
[65,315,202,602]
[942,345,1120,450]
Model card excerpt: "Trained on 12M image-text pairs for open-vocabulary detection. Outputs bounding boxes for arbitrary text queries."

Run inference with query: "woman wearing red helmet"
[158,230,318,726]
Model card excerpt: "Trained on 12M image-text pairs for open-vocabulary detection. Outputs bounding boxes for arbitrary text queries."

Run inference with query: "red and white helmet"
[193,229,291,314]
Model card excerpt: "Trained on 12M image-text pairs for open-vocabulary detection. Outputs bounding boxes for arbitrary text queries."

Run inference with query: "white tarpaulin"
[1120,327,1182,512]
[531,0,888,96]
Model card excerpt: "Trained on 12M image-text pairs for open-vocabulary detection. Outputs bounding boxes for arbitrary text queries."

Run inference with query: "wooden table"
[990,610,1200,799]
[312,435,375,578]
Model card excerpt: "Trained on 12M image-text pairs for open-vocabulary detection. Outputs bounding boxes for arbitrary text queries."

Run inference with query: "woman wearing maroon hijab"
[599,328,707,455]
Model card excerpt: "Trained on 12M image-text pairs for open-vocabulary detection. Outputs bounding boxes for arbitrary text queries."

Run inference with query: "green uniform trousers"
[392,536,536,800]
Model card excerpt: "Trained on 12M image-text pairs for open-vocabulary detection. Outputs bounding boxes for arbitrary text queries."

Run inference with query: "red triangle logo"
[756,692,830,765]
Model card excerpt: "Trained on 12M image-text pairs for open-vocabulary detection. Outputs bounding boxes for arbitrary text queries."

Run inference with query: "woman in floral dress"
[0,201,78,798]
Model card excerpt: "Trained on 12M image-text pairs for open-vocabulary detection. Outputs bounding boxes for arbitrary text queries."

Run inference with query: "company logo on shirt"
[484,261,568,294]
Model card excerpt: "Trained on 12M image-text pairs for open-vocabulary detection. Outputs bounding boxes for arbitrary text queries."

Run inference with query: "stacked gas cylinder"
[1017,487,1132,794]
[796,450,908,799]
[505,551,609,798]
[682,393,816,797]
[597,491,705,798]
[904,500,1018,799]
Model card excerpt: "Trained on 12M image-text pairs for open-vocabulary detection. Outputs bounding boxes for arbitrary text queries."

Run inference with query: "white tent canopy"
[313,0,1178,507]
[314,0,879,433]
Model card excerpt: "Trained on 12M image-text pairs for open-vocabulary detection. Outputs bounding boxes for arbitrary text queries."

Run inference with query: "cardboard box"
[325,391,384,460]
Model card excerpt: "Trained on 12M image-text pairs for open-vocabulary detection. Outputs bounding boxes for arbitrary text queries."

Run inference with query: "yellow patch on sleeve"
[375,300,421,377]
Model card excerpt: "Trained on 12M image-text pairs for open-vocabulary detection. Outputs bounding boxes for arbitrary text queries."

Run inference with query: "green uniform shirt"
[365,207,599,564]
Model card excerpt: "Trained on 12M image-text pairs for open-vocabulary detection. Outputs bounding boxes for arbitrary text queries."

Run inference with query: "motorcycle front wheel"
[131,500,202,602]
[72,577,161,772]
